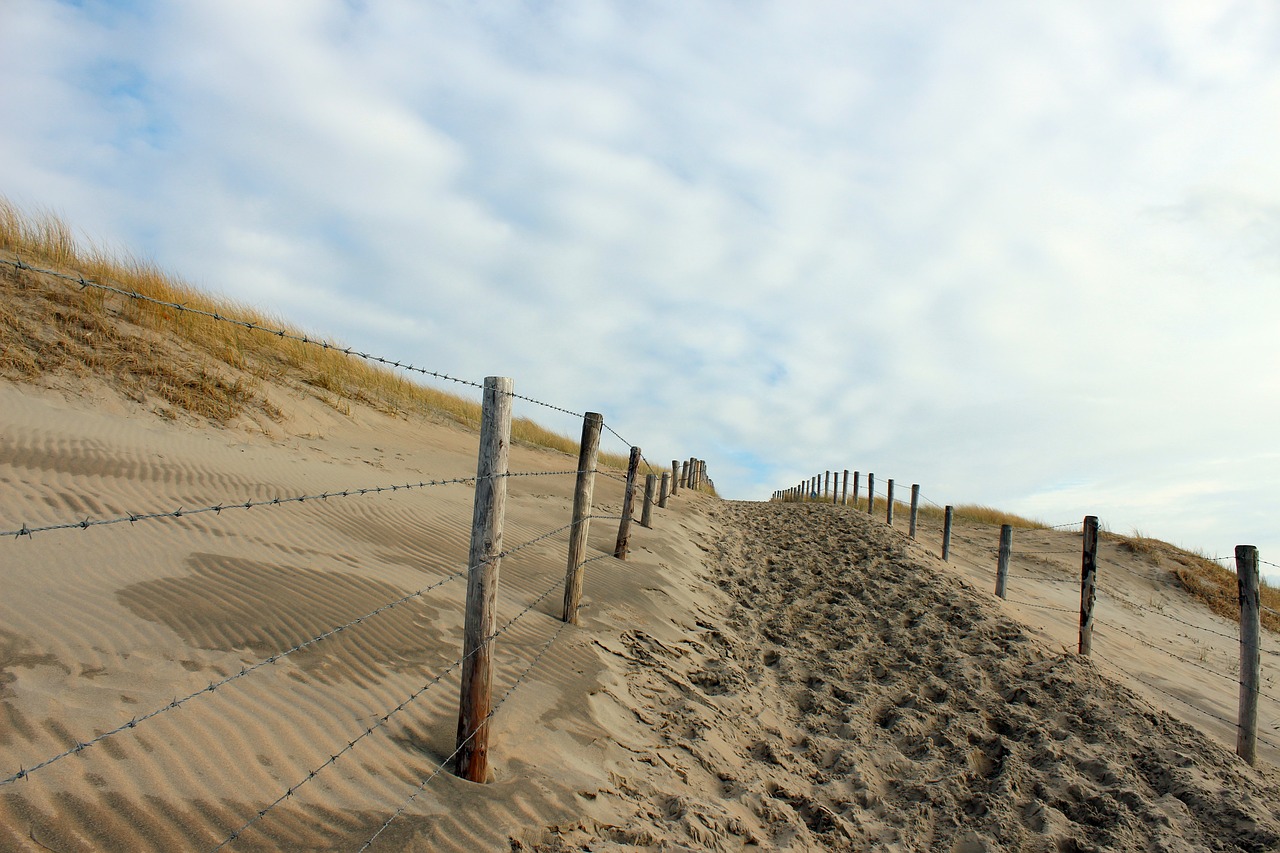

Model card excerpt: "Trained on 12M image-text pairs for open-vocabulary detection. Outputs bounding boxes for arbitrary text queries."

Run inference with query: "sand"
[3,376,1280,852]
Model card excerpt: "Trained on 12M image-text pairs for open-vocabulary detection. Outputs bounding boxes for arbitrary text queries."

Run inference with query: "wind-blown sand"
[2,377,1280,852]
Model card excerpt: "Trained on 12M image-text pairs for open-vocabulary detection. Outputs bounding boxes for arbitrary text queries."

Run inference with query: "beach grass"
[1,197,635,469]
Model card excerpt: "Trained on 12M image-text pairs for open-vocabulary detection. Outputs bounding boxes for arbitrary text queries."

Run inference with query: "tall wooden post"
[614,447,641,559]
[670,461,679,496]
[886,479,895,525]
[680,461,689,489]
[562,413,603,625]
[824,470,830,499]
[852,472,860,509]
[455,377,513,783]
[659,472,670,508]
[641,473,656,528]
[1236,545,1261,765]
[1079,516,1099,656]
[942,505,954,562]
[841,469,850,505]
[909,485,920,539]
[867,474,875,515]
[832,471,840,505]
[995,524,1012,599]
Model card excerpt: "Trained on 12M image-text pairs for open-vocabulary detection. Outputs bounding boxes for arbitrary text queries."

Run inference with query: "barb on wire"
[357,620,570,852]
[213,570,569,850]
[1,566,470,787]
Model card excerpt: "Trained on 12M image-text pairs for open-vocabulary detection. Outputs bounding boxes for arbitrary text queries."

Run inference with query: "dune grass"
[1,197,636,469]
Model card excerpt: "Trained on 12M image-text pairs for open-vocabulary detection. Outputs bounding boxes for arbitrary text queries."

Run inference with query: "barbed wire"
[2,257,589,422]
[1003,598,1076,614]
[1096,589,1241,642]
[213,569,570,850]
[1094,621,1241,688]
[1092,657,1242,732]
[357,619,570,852]
[2,469,587,540]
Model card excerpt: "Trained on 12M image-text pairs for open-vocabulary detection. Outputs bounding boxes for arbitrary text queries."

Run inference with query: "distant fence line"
[3,259,722,847]
[773,467,1278,767]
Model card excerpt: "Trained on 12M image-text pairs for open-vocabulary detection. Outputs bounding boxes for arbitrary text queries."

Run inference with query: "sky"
[2,1,1278,580]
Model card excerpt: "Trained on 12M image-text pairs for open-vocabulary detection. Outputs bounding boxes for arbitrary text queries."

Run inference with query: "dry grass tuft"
[0,197,637,470]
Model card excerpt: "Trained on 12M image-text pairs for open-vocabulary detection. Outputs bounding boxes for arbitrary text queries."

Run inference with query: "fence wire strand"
[3,469,587,540]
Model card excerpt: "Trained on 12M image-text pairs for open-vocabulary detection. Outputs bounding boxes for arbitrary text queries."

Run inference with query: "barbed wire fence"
[771,468,1280,767]
[0,255,722,848]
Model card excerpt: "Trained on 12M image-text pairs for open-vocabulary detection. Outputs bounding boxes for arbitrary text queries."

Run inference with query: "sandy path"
[532,501,1280,851]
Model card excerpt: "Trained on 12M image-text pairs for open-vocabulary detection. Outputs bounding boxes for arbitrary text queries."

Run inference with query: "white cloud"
[2,0,1279,566]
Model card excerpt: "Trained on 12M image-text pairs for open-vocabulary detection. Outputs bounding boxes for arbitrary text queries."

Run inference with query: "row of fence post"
[775,470,923,541]
[456,378,710,782]
[984,517,1263,766]
[772,470,1267,767]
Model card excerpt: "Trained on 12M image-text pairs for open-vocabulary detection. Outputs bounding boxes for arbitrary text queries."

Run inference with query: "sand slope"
[3,378,1280,852]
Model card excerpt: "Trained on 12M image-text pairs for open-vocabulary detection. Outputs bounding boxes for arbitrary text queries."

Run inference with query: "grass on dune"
[0,197,636,469]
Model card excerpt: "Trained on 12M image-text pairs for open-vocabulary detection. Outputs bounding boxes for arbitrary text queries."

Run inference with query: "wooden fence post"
[1079,515,1098,656]
[852,472,860,509]
[455,376,514,783]
[680,461,689,489]
[867,474,875,515]
[841,469,850,505]
[832,471,840,505]
[670,461,679,496]
[562,412,603,625]
[659,472,670,508]
[641,473,656,529]
[942,505,953,562]
[615,447,641,559]
[909,484,920,539]
[824,470,831,500]
[886,479,895,525]
[1236,544,1261,765]
[995,524,1012,599]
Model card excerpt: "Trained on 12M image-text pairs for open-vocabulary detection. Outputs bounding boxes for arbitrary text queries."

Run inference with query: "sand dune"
[3,377,1280,851]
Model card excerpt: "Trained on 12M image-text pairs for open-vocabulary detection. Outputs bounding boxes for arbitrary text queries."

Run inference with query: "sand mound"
[4,375,1280,851]
[526,502,1280,852]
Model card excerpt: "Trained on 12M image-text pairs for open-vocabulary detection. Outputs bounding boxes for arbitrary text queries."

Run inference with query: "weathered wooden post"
[680,461,689,489]
[455,377,514,783]
[1236,544,1261,765]
[562,412,603,625]
[852,472,860,508]
[659,472,670,508]
[670,461,680,496]
[832,471,840,505]
[909,484,920,539]
[641,473,656,528]
[995,524,1013,599]
[824,470,831,499]
[867,474,875,515]
[1079,515,1099,656]
[841,469,850,505]
[614,447,641,560]
[942,505,954,562]
[886,479,895,525]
